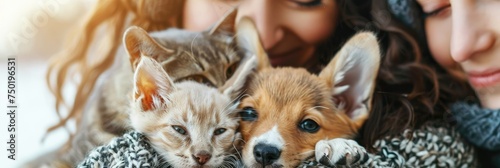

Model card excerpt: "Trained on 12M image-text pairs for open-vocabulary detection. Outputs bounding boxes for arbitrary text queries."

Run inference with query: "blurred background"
[0,0,95,167]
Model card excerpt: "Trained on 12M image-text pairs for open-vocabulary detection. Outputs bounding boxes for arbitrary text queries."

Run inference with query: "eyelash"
[294,0,323,7]
[425,5,451,17]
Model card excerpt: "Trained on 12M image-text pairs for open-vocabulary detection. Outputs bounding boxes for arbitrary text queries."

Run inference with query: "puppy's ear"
[133,56,175,112]
[123,26,174,70]
[208,7,237,35]
[319,32,381,127]
[220,55,256,99]
[236,17,270,70]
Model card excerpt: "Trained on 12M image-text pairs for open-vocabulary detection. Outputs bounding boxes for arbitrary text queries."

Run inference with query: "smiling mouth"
[467,69,500,88]
[268,48,302,66]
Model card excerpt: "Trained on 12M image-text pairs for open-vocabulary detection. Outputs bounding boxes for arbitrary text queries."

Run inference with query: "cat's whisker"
[190,32,201,58]
[298,150,315,156]
[235,137,247,145]
[222,90,248,114]
[241,93,258,104]
[232,143,243,158]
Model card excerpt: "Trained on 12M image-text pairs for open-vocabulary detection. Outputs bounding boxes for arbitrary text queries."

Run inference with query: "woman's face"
[183,0,239,31]
[419,0,500,108]
[237,0,338,68]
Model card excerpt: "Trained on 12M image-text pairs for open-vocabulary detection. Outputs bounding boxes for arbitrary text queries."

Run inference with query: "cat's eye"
[239,107,258,121]
[172,125,187,135]
[225,62,239,79]
[299,119,320,133]
[214,128,227,135]
[177,75,214,87]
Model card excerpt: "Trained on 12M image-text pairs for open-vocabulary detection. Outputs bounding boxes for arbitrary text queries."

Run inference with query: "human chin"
[269,47,315,67]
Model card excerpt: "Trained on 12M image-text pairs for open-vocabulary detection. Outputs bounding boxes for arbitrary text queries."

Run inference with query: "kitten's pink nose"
[192,151,211,165]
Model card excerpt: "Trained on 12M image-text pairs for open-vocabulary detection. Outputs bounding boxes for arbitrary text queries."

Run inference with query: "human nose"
[450,0,496,62]
[238,0,284,50]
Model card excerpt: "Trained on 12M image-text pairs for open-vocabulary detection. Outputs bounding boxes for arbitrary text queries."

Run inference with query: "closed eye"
[291,0,323,7]
[424,4,451,18]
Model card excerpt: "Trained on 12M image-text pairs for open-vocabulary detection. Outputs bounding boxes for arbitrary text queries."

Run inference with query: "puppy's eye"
[299,119,319,133]
[214,128,227,135]
[239,107,258,121]
[172,125,187,135]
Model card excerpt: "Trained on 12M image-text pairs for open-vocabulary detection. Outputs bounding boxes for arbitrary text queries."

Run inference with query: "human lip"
[268,48,300,66]
[467,69,500,88]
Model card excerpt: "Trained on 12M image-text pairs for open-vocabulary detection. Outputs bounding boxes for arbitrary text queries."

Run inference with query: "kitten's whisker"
[241,94,258,105]
[232,143,243,158]
[236,138,247,145]
[222,90,248,113]
[298,150,315,156]
[190,32,201,57]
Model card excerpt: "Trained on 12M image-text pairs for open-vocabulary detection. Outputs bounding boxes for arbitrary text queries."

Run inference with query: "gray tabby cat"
[24,9,242,168]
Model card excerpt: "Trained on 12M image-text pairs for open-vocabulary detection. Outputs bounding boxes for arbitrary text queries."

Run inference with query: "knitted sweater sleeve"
[77,131,162,168]
[451,102,500,150]
[367,122,476,167]
[299,122,477,168]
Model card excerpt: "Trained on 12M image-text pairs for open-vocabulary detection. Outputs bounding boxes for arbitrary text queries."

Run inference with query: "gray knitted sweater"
[451,101,500,167]
[78,121,476,168]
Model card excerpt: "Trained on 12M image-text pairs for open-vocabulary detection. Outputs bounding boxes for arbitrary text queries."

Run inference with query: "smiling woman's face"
[182,0,239,31]
[418,0,500,108]
[236,0,338,68]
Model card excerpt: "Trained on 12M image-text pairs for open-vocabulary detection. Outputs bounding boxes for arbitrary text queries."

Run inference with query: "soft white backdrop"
[0,0,94,167]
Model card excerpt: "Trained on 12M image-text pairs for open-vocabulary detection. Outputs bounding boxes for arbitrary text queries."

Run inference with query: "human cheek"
[284,7,337,44]
[426,18,455,69]
[183,0,237,31]
[293,14,335,44]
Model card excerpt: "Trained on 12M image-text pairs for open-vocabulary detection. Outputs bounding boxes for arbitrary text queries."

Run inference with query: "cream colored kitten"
[130,54,254,167]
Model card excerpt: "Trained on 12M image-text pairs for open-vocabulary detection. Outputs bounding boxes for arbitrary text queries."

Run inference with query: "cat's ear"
[318,32,381,127]
[208,7,237,35]
[133,56,175,112]
[123,26,174,70]
[220,55,256,98]
[236,17,271,70]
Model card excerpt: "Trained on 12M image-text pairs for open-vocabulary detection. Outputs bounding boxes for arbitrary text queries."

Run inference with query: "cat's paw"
[315,138,368,166]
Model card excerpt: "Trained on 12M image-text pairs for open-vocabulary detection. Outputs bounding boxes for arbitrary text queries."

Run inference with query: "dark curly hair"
[319,0,475,152]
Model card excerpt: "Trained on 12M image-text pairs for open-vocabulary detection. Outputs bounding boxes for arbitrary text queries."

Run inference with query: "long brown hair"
[45,0,184,141]
[357,0,475,152]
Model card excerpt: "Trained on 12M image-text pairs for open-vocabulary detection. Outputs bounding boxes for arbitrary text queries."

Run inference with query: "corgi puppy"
[235,17,381,167]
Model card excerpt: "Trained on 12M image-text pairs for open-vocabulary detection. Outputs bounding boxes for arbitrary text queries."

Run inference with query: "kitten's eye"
[239,107,258,121]
[299,119,319,133]
[172,125,187,135]
[225,62,239,79]
[214,128,227,135]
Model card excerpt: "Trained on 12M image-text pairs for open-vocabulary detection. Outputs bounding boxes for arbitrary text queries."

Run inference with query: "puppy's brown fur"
[235,17,380,167]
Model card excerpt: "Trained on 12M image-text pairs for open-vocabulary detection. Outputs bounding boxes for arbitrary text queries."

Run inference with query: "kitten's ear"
[236,17,271,70]
[133,56,175,112]
[123,26,174,70]
[220,55,256,98]
[319,32,381,127]
[208,7,237,35]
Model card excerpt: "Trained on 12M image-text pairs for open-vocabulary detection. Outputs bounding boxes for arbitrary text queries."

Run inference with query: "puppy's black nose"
[253,143,281,166]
